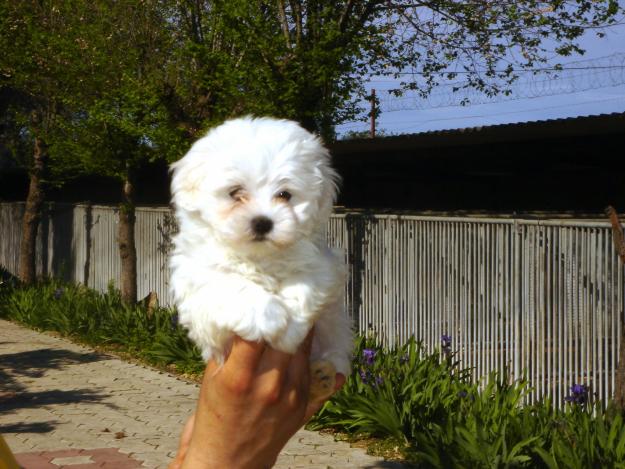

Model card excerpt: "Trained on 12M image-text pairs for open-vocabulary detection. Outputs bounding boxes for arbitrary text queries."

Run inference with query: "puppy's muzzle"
[251,216,273,240]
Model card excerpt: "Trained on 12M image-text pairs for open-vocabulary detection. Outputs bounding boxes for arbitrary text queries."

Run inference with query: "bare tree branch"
[276,0,292,47]
[288,0,303,46]
[338,0,355,32]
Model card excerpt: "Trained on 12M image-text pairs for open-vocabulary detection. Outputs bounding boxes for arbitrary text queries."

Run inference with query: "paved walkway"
[0,320,405,468]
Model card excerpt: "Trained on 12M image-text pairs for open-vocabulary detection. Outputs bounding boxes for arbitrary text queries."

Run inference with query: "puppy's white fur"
[169,116,353,375]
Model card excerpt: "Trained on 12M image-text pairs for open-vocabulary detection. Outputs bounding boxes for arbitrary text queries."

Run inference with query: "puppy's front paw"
[281,283,317,320]
[256,296,289,342]
[309,360,336,402]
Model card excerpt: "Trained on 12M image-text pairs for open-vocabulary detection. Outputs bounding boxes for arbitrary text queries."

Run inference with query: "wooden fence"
[1,202,623,408]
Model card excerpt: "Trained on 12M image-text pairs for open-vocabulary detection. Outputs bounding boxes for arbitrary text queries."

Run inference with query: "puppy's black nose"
[251,216,273,237]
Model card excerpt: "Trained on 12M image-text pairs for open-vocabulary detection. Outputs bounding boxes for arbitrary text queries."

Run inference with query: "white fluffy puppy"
[169,116,352,398]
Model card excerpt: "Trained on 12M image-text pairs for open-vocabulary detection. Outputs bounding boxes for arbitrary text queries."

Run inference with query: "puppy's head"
[171,116,339,255]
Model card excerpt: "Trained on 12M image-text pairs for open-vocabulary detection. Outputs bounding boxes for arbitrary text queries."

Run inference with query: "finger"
[181,413,196,439]
[225,335,266,372]
[169,413,195,469]
[303,398,325,422]
[256,346,293,396]
[287,328,314,396]
[292,328,314,367]
[214,337,267,394]
[290,328,314,374]
[301,328,314,355]
[205,359,220,376]
[303,373,345,423]
[334,373,346,391]
[259,345,293,373]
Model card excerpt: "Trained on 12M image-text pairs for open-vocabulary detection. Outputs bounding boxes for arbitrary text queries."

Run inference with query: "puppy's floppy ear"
[321,161,340,211]
[317,149,341,220]
[170,156,206,212]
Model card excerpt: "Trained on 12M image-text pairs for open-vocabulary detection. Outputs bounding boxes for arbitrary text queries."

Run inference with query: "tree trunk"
[118,173,137,304]
[616,330,625,410]
[18,136,47,284]
[607,206,625,411]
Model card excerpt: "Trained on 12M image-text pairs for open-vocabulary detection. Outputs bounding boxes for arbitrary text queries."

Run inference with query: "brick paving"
[0,320,406,468]
[14,448,142,469]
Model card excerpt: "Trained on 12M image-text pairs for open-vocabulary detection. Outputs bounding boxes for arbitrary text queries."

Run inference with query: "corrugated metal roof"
[332,111,625,153]
[418,111,625,136]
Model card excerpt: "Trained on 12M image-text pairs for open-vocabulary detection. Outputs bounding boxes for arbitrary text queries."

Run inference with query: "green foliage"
[533,405,625,469]
[311,336,472,442]
[0,0,186,184]
[162,1,385,140]
[411,371,540,468]
[309,337,625,468]
[2,0,622,173]
[51,0,188,181]
[0,278,204,375]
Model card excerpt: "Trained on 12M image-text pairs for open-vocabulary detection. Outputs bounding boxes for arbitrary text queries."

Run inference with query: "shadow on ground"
[0,347,105,394]
[0,421,57,434]
[0,346,118,436]
[365,462,416,468]
[0,388,111,414]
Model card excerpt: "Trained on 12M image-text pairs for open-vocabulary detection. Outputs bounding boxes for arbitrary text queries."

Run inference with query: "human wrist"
[181,441,276,469]
[180,444,225,469]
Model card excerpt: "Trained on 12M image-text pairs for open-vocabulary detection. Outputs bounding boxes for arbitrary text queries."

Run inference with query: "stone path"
[0,320,405,468]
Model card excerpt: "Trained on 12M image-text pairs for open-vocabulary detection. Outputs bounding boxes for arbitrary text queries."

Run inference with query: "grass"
[2,276,625,467]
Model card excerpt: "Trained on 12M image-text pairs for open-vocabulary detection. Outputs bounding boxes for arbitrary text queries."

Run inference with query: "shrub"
[310,336,473,444]
[0,278,204,375]
[309,336,625,468]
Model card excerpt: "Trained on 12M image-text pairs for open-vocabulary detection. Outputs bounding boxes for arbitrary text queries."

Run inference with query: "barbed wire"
[374,53,625,112]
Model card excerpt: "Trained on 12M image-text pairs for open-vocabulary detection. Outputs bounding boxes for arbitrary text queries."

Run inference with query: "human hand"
[169,332,345,469]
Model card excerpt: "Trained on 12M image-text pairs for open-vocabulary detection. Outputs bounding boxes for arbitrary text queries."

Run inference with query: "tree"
[59,1,186,304]
[164,1,388,140]
[379,1,622,96]
[1,1,184,302]
[0,1,106,284]
[164,0,622,140]
[607,206,625,412]
[1,0,620,298]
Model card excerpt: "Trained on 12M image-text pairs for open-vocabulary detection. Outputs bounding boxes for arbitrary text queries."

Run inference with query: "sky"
[336,22,625,137]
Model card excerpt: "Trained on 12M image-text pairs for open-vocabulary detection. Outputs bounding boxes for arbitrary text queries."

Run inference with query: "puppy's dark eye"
[229,187,244,201]
[275,190,292,201]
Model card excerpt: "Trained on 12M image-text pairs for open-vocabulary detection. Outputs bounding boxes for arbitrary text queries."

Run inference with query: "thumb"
[303,373,345,422]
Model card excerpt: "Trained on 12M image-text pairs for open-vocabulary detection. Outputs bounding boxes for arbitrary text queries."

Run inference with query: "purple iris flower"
[441,334,452,356]
[565,383,589,405]
[362,348,376,366]
[170,312,179,330]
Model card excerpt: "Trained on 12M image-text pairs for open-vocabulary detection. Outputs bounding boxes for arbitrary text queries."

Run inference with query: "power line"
[373,53,625,112]
[337,53,625,134]
[337,87,625,134]
[374,64,625,77]
[377,94,625,133]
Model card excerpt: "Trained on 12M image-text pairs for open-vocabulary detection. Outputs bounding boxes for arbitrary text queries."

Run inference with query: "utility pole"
[369,88,376,138]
